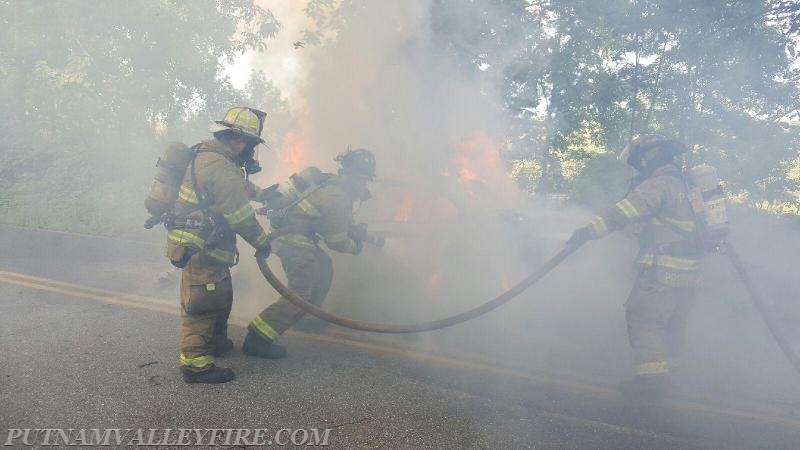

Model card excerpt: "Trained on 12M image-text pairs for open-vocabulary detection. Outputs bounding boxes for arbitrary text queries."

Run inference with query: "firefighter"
[243,148,377,358]
[567,135,702,396]
[166,106,272,384]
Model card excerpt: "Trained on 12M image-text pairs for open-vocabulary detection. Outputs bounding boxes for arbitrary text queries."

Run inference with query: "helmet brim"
[209,122,265,144]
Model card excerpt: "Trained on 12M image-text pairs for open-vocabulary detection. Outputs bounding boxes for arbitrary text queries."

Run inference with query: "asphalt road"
[2,225,800,449]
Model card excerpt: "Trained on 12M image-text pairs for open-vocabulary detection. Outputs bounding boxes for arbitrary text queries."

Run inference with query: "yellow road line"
[0,278,693,445]
[0,270,174,308]
[0,223,161,247]
[2,270,800,432]
[0,274,176,316]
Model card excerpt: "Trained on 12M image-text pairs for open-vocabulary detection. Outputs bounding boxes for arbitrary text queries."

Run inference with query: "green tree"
[431,0,800,211]
[0,0,282,233]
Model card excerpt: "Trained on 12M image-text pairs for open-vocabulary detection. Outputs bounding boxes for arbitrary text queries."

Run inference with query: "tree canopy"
[0,0,285,232]
[439,0,799,209]
[1,0,798,234]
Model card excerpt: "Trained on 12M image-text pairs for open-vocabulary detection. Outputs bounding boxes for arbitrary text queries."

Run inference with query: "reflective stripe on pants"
[179,272,233,367]
[250,244,333,339]
[636,361,669,376]
[180,353,213,369]
[250,315,279,341]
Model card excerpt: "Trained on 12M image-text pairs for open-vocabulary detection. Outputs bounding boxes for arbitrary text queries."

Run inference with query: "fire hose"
[256,236,800,377]
[725,243,800,376]
[255,242,581,333]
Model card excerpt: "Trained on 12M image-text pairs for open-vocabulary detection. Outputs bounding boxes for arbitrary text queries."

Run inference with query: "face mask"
[242,145,262,175]
[244,158,262,175]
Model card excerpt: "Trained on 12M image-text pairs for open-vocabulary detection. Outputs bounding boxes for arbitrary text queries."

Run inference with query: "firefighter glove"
[348,222,369,242]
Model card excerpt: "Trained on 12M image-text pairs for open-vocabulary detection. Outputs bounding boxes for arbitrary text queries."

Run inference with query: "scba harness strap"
[174,146,240,266]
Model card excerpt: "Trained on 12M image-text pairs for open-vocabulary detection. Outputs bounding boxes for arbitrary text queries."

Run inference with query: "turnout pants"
[625,272,694,376]
[179,268,233,370]
[250,244,333,342]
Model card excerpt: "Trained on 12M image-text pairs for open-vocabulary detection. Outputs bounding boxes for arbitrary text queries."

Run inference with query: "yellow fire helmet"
[209,106,267,143]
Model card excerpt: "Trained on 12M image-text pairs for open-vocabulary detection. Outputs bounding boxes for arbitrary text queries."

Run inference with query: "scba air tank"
[689,164,729,239]
[144,142,196,227]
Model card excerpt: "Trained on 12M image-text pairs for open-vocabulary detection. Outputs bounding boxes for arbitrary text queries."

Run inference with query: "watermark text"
[4,428,332,447]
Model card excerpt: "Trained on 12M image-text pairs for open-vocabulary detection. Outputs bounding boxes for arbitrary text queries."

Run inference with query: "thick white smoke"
[230,1,800,406]
[230,0,635,384]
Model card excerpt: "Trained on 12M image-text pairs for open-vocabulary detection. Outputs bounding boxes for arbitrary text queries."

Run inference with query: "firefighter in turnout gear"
[166,107,272,384]
[243,148,377,359]
[567,135,702,396]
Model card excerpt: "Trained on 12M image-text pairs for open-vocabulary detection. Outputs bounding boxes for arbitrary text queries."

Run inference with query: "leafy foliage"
[771,0,800,36]
[0,1,282,233]
[2,1,800,235]
[431,0,800,212]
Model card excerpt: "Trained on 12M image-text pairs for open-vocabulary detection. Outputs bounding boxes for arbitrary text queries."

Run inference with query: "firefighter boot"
[212,338,234,357]
[180,364,235,384]
[242,329,287,359]
[620,374,669,400]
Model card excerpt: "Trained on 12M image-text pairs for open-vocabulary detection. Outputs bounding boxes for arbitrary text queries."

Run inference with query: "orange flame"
[457,166,483,183]
[438,133,521,206]
[281,130,308,176]
[446,134,501,184]
[394,192,414,223]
